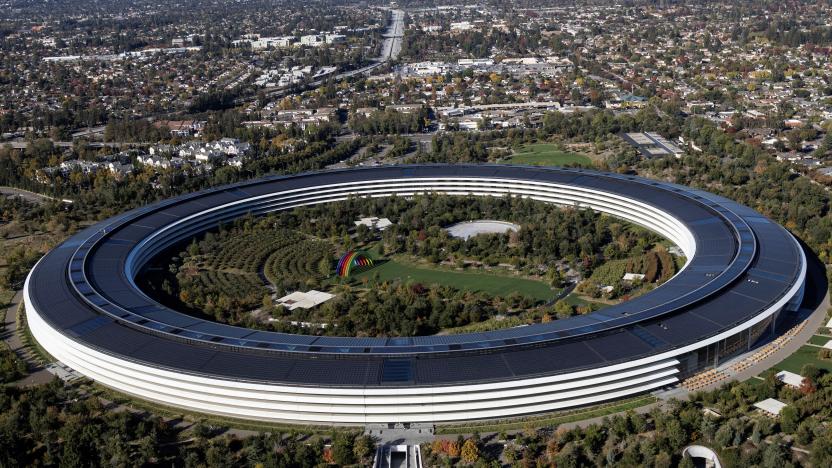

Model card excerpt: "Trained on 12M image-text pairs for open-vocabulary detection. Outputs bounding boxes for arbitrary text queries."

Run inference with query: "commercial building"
[25,165,806,425]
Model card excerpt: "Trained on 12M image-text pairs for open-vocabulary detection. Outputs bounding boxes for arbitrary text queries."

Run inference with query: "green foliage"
[330,432,357,465]
[352,434,375,462]
[348,108,430,135]
[0,345,27,383]
[103,119,170,142]
[780,405,800,434]
[0,382,177,467]
[162,226,337,322]
[0,245,42,290]
[588,258,630,286]
[141,193,649,337]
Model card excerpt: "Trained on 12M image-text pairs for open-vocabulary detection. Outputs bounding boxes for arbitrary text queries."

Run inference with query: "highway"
[255,9,404,102]
[379,8,404,62]
[323,8,404,79]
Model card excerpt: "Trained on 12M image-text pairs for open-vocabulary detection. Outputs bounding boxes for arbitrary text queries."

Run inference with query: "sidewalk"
[1,289,54,385]
[729,301,829,383]
[664,292,831,397]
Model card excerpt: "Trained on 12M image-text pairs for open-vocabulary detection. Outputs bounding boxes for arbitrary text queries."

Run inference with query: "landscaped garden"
[139,194,677,338]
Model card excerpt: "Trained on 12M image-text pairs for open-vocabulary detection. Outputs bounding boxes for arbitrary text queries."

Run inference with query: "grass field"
[771,345,832,374]
[354,258,556,301]
[502,143,593,167]
[809,334,831,346]
[562,293,608,310]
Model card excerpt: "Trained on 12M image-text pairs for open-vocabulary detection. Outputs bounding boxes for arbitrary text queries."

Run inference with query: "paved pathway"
[0,186,62,204]
[713,298,829,389]
[1,289,54,385]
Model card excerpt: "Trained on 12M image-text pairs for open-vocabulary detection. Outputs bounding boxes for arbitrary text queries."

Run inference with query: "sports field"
[502,143,592,167]
[354,258,556,301]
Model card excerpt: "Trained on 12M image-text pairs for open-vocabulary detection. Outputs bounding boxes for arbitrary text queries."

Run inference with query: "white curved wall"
[125,178,697,288]
[683,445,722,468]
[25,177,806,425]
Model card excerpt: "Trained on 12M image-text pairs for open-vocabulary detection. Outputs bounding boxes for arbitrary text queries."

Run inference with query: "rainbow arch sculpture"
[336,250,374,277]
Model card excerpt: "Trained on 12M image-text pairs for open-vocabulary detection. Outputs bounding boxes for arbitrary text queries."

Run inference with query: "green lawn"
[502,143,593,167]
[562,293,608,310]
[354,259,556,301]
[809,334,832,346]
[771,345,832,374]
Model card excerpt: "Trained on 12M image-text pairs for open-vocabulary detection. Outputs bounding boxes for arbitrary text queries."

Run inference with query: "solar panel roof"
[26,165,805,387]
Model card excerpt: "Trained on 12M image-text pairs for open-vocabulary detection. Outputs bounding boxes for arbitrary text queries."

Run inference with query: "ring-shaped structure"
[25,165,806,424]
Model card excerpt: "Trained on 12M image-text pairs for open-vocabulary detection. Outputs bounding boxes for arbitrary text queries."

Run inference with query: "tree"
[554,300,574,319]
[191,420,213,439]
[330,432,355,465]
[460,438,479,464]
[715,423,734,448]
[761,438,789,468]
[653,451,672,468]
[678,455,696,468]
[446,440,460,458]
[353,434,375,462]
[780,405,800,434]
[188,238,200,257]
[665,418,688,451]
[811,435,832,467]
[800,364,821,382]
[205,440,233,468]
[139,432,159,464]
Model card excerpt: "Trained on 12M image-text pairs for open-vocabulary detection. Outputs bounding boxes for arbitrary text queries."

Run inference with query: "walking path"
[1,289,53,385]
[691,296,830,392]
[672,247,830,394]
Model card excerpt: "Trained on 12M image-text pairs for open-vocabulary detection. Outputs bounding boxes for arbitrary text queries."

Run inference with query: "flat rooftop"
[27,165,804,387]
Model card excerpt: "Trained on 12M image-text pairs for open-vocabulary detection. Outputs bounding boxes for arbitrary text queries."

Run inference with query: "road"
[5,140,145,150]
[329,8,404,78]
[254,9,405,102]
[0,186,63,204]
[379,8,404,62]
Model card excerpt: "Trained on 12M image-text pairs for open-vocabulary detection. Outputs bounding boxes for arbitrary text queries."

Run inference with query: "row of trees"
[348,108,429,135]
[424,363,832,467]
[0,379,375,467]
